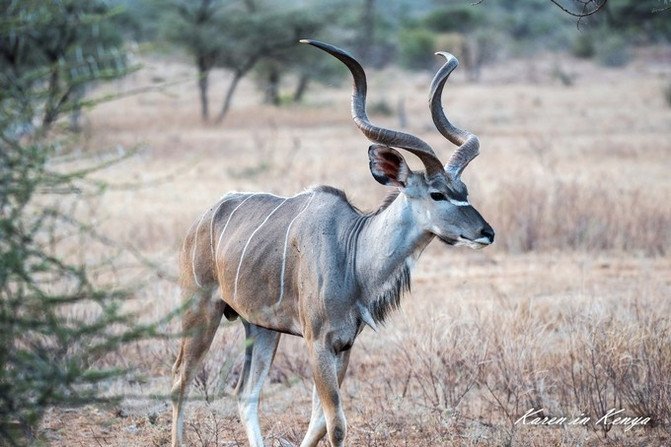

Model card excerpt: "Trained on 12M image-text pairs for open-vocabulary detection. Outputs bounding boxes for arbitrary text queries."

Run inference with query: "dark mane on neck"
[376,189,401,215]
[313,185,349,201]
[313,185,401,217]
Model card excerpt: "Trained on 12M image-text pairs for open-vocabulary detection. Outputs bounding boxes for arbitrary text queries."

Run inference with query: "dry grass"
[37,48,671,446]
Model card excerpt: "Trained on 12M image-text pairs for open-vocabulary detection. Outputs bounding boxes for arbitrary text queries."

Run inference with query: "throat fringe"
[369,263,411,324]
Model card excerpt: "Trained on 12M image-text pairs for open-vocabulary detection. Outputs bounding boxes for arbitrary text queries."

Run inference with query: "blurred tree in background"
[569,0,671,66]
[210,4,326,121]
[253,40,348,106]
[0,1,151,444]
[158,0,331,121]
[399,3,495,78]
[159,0,224,121]
[113,0,669,116]
[397,0,669,74]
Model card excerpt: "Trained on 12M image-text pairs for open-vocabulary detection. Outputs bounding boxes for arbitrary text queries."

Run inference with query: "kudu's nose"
[481,227,495,243]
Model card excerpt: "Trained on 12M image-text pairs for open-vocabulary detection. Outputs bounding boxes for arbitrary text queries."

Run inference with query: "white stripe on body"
[191,209,210,288]
[234,198,288,301]
[214,194,258,282]
[210,197,234,260]
[278,192,315,304]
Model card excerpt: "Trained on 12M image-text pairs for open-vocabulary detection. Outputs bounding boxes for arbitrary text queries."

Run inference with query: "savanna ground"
[38,47,670,446]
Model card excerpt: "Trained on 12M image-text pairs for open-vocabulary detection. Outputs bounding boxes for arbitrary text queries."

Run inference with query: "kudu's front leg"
[301,350,351,447]
[307,343,348,447]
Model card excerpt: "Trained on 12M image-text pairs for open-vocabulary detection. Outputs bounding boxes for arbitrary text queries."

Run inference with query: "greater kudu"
[171,40,494,447]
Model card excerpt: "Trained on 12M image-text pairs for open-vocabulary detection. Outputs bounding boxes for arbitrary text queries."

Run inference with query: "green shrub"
[399,28,437,71]
[596,33,632,67]
[423,5,483,33]
[570,28,632,68]
[571,32,596,59]
[0,2,154,444]
[369,99,394,117]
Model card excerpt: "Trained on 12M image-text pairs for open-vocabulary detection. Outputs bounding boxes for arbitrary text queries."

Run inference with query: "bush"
[1,143,135,438]
[595,33,632,67]
[571,32,596,59]
[570,28,631,68]
[398,28,437,71]
[664,80,671,107]
[0,2,154,444]
[423,5,483,33]
[369,99,394,117]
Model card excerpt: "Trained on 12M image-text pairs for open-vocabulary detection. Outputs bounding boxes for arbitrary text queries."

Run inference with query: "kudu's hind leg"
[170,285,225,447]
[300,350,351,447]
[235,321,281,447]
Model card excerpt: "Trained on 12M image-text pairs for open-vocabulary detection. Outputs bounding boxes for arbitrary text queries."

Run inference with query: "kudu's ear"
[368,144,410,187]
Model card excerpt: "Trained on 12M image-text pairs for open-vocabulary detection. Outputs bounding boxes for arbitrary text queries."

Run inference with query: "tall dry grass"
[488,174,670,255]
[303,256,670,446]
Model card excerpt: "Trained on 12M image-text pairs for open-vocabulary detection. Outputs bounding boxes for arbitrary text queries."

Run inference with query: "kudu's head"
[301,40,494,249]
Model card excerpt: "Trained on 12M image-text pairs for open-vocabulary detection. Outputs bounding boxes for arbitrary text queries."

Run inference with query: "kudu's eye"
[430,192,448,201]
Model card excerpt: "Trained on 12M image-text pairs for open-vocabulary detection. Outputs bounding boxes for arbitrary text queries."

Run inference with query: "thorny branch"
[548,0,608,18]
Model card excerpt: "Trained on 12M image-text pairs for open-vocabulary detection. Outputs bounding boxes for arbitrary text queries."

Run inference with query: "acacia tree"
[161,0,222,120]
[549,0,608,18]
[0,2,151,444]
[254,44,346,106]
[0,0,130,133]
[472,0,609,18]
[161,0,328,122]
[216,8,328,121]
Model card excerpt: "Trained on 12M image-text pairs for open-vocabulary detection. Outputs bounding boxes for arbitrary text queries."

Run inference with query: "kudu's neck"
[355,192,434,301]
